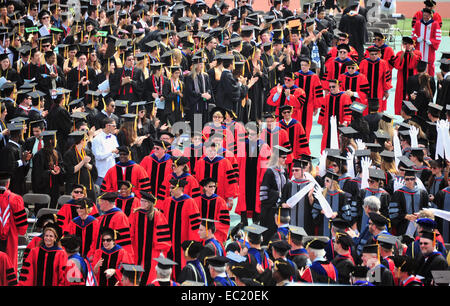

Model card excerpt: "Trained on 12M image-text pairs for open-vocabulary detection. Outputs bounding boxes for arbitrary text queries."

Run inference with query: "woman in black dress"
[31,130,66,208]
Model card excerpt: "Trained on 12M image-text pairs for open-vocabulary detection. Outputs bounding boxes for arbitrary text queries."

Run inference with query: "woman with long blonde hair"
[311,171,351,237]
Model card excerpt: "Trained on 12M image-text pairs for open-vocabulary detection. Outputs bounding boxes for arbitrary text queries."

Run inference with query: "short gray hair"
[363,196,380,212]
[155,266,172,279]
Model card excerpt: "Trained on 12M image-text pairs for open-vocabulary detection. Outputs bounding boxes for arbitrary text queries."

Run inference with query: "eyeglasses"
[347,66,356,69]
[404,177,415,181]
[329,86,337,89]
[292,169,301,172]
[213,115,223,119]
[373,38,382,41]
[282,111,291,114]
[43,44,51,48]
[102,238,113,242]
[419,242,429,245]
[73,190,84,194]
[42,16,50,19]
[338,51,347,54]
[205,185,216,188]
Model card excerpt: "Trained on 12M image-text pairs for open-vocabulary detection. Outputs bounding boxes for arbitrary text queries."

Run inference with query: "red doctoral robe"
[318,92,352,152]
[267,85,306,123]
[100,161,151,199]
[115,196,141,221]
[279,118,310,159]
[68,215,100,260]
[92,245,132,286]
[0,189,28,274]
[236,140,271,218]
[95,207,134,258]
[19,245,68,286]
[129,208,172,285]
[294,70,324,139]
[140,153,173,200]
[338,71,370,115]
[57,199,99,234]
[358,58,392,112]
[194,155,239,201]
[322,57,352,90]
[155,194,201,280]
[0,251,17,286]
[393,49,422,115]
[195,193,230,244]
[364,44,396,71]
[412,18,441,76]
[161,172,201,200]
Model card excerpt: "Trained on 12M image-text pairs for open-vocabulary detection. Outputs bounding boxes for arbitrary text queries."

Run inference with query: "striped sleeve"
[189,212,201,231]
[155,224,171,243]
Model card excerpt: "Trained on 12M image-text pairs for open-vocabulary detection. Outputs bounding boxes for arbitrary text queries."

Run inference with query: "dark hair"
[103,117,115,127]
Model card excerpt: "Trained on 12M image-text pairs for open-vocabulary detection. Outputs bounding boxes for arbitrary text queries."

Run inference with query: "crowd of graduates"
[0,0,450,287]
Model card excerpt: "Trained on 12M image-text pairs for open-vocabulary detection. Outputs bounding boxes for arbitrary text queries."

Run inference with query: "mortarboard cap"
[98,192,118,202]
[304,236,329,250]
[369,212,390,227]
[153,256,178,269]
[206,256,229,268]
[377,234,398,249]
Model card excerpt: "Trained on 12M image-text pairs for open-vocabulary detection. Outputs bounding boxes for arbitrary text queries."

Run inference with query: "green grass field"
[396,18,450,35]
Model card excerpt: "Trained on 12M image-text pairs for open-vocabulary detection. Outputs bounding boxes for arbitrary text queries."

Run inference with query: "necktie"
[37,139,43,151]
[106,135,111,139]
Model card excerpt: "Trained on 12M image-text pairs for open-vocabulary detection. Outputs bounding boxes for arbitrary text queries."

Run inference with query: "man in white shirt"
[91,117,119,187]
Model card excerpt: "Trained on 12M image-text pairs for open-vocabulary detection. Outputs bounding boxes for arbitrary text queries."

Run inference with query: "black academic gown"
[36,64,66,108]
[242,59,269,122]
[109,66,145,103]
[388,186,429,236]
[66,66,98,100]
[415,252,449,286]
[338,13,368,63]
[184,72,214,128]
[46,104,72,154]
[63,146,98,201]
[259,166,288,244]
[216,70,248,114]
[0,140,29,195]
[31,149,65,208]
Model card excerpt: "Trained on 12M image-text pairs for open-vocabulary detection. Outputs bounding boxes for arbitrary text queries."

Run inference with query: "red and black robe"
[322,57,352,90]
[279,118,311,159]
[194,156,239,201]
[68,215,100,261]
[155,194,201,280]
[0,189,28,275]
[57,199,100,234]
[318,92,352,152]
[236,139,271,220]
[19,245,68,286]
[294,70,324,139]
[140,153,173,200]
[358,58,392,112]
[101,161,151,199]
[194,194,230,244]
[393,49,422,115]
[0,251,17,286]
[183,144,204,176]
[267,85,306,123]
[161,172,201,200]
[95,207,134,258]
[129,209,172,285]
[338,71,370,115]
[115,196,141,221]
[92,245,132,286]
